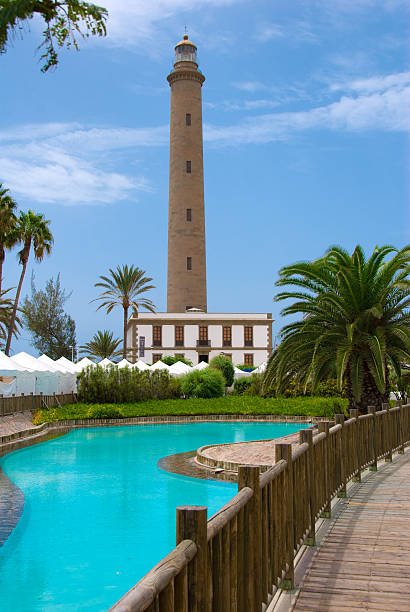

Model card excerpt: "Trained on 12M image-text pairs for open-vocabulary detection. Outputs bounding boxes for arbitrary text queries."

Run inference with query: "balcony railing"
[152,340,162,347]
[244,340,253,347]
[223,340,232,347]
[196,339,211,347]
[175,340,184,346]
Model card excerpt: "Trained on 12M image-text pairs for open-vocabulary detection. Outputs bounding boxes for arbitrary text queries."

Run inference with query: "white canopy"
[98,358,115,369]
[75,357,96,372]
[168,361,192,377]
[149,360,170,371]
[134,360,150,371]
[13,352,59,395]
[0,351,36,396]
[193,361,209,370]
[252,362,267,374]
[117,359,134,369]
[38,355,76,393]
[234,366,251,379]
[56,356,78,374]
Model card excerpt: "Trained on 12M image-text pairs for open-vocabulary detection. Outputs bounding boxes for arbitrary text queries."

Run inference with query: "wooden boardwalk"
[294,450,410,611]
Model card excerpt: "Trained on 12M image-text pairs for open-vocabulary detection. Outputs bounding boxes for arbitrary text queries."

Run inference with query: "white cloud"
[330,71,410,94]
[254,23,284,43]
[233,81,267,93]
[0,124,167,205]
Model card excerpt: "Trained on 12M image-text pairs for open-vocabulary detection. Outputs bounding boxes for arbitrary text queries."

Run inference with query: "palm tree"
[0,183,18,296]
[264,245,410,413]
[5,210,53,355]
[80,330,122,360]
[93,265,156,360]
[0,288,21,348]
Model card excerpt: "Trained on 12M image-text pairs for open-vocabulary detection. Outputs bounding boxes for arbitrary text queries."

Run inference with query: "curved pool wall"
[0,422,308,611]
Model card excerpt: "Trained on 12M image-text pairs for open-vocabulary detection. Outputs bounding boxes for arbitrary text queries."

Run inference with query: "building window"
[139,336,145,358]
[186,208,192,222]
[175,353,185,359]
[187,256,192,270]
[244,326,253,347]
[152,326,162,347]
[186,160,191,173]
[186,113,191,126]
[244,354,254,366]
[153,354,162,363]
[223,326,232,347]
[175,326,184,346]
[198,326,208,346]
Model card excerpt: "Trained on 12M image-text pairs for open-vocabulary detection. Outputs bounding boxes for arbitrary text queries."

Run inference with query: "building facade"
[127,312,272,366]
[128,35,273,366]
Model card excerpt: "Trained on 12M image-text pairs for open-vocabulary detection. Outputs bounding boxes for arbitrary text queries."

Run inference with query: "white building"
[127,311,272,367]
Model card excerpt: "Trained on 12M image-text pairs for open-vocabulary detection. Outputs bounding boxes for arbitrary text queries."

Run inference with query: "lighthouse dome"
[174,34,197,64]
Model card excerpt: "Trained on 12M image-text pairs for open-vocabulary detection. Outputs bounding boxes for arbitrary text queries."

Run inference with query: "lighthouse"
[166,35,207,313]
[127,35,272,367]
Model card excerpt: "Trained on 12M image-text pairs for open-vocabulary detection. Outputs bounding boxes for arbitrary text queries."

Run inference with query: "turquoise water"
[0,422,307,611]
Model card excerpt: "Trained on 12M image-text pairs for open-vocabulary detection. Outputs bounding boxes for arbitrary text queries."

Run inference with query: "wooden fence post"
[382,402,393,462]
[396,400,405,454]
[335,414,346,498]
[350,409,361,481]
[176,505,208,612]
[274,444,294,590]
[368,406,378,471]
[238,465,262,609]
[318,422,331,518]
[299,429,315,546]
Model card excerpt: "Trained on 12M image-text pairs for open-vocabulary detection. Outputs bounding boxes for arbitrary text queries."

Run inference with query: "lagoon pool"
[0,422,307,611]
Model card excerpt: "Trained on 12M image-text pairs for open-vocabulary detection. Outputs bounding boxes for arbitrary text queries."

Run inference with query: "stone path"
[0,412,35,437]
[293,450,410,611]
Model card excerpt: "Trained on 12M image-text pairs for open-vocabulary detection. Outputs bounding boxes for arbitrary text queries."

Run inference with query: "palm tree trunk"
[0,244,5,297]
[123,306,128,360]
[5,259,27,356]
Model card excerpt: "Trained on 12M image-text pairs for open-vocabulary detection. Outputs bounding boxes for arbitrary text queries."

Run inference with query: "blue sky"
[1,0,409,355]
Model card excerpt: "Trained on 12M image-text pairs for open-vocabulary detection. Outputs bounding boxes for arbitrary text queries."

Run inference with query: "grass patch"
[32,396,347,425]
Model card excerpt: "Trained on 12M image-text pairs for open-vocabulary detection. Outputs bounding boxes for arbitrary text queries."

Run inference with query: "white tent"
[75,357,96,372]
[169,361,192,377]
[98,358,116,369]
[0,351,36,396]
[117,359,134,369]
[56,356,78,374]
[234,366,251,379]
[13,352,59,395]
[38,355,76,393]
[252,362,267,375]
[149,360,170,371]
[193,361,209,370]
[134,360,150,371]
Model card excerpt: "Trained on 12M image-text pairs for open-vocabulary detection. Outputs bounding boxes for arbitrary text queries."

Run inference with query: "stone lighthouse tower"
[166,35,207,313]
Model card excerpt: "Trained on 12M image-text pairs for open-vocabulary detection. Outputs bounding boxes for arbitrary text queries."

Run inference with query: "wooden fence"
[0,392,77,416]
[110,402,410,612]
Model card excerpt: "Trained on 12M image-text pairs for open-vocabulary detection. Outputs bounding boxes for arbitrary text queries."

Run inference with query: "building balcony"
[175,340,184,346]
[152,340,162,347]
[223,340,232,347]
[244,340,253,347]
[196,339,211,347]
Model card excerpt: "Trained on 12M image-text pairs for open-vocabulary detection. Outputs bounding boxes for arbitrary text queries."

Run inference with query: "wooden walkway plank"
[293,451,410,612]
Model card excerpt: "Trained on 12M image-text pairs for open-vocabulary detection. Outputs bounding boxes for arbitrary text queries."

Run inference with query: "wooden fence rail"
[110,402,410,612]
[0,392,77,416]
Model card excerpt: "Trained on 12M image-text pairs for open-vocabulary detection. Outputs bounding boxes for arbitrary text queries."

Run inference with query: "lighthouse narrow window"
[186,113,191,126]
[187,257,192,270]
[186,208,192,221]
[186,161,191,173]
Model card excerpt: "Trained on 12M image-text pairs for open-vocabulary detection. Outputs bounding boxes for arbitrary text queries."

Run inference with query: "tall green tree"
[0,0,107,72]
[5,210,53,355]
[0,183,18,296]
[22,273,76,359]
[264,245,410,413]
[93,265,156,360]
[80,329,121,360]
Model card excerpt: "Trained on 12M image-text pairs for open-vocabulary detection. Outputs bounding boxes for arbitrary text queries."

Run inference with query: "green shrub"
[161,356,193,367]
[209,355,234,387]
[87,405,123,419]
[244,373,264,396]
[181,368,225,398]
[233,377,252,395]
[77,365,182,404]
